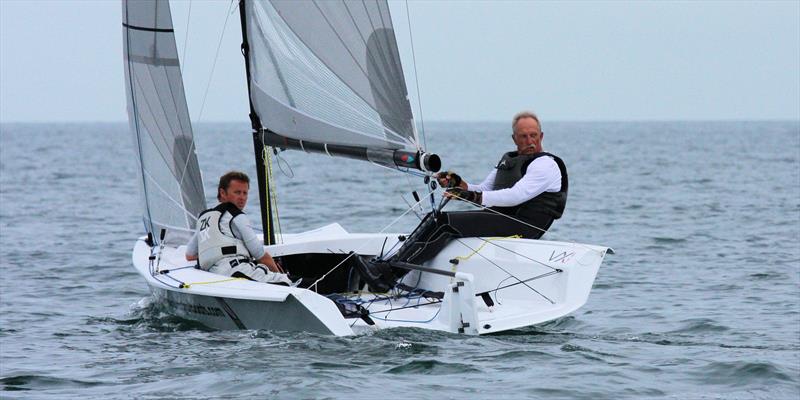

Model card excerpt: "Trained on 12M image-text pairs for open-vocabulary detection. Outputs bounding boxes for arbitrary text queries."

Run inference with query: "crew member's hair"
[217,171,250,201]
[512,110,541,134]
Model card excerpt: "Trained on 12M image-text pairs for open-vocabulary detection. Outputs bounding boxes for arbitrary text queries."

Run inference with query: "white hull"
[133,223,610,336]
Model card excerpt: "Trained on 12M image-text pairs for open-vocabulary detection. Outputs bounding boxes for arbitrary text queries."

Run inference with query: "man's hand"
[436,171,466,189]
[444,188,482,204]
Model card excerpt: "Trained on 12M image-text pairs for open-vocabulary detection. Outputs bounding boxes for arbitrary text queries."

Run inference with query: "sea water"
[1,121,798,399]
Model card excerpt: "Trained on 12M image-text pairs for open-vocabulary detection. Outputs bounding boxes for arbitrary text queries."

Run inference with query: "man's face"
[512,117,543,155]
[219,179,249,210]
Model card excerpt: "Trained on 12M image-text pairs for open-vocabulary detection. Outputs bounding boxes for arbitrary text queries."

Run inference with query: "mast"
[239,0,275,245]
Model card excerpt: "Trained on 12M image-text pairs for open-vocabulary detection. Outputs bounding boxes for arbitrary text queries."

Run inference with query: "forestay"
[243,0,419,153]
[122,0,206,245]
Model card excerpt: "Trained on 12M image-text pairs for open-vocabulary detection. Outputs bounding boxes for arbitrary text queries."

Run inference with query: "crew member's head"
[217,171,250,210]
[511,111,543,155]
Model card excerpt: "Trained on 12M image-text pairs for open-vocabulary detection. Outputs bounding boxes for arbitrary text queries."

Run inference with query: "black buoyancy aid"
[492,151,568,219]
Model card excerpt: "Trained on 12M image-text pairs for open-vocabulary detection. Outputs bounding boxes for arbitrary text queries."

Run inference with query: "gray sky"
[1,0,798,123]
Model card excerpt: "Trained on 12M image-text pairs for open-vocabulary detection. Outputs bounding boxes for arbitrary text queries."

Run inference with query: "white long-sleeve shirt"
[467,156,561,207]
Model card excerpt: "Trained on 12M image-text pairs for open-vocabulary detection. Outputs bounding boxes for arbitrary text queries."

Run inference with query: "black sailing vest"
[491,151,568,220]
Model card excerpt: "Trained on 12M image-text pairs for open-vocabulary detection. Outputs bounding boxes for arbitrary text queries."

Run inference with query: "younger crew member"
[185,171,292,285]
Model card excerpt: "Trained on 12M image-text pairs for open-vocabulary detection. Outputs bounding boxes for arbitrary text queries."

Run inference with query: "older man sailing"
[354,111,568,291]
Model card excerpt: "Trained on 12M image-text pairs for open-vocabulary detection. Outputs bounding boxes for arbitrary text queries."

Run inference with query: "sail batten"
[243,0,422,160]
[123,0,205,245]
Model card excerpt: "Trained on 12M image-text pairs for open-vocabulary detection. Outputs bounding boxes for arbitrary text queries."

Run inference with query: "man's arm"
[185,232,199,261]
[481,157,561,207]
[467,169,497,192]
[231,215,282,273]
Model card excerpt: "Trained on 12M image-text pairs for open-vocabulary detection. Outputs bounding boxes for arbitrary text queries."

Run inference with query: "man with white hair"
[354,111,568,291]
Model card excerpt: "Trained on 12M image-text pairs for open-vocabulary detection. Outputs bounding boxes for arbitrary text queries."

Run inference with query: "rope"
[454,237,555,304]
[404,0,427,151]
[194,0,235,122]
[308,194,430,292]
[453,235,522,262]
[263,146,283,244]
[182,277,246,288]
[180,0,192,73]
[448,192,605,255]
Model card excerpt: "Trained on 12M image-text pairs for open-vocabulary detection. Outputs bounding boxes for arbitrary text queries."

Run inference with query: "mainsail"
[241,0,437,171]
[122,0,206,245]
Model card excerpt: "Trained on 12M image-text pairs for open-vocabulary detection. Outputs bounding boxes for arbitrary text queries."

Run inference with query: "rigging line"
[142,168,200,224]
[181,0,192,73]
[447,192,605,255]
[308,193,430,292]
[477,239,560,272]
[404,0,427,151]
[129,69,201,203]
[485,270,561,295]
[195,0,236,122]
[135,4,199,202]
[400,193,424,220]
[174,1,235,203]
[454,237,555,304]
[128,43,204,205]
[453,235,523,262]
[368,299,441,315]
[264,145,283,244]
[369,159,430,178]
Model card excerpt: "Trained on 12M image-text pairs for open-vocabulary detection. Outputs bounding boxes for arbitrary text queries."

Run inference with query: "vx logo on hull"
[549,250,575,264]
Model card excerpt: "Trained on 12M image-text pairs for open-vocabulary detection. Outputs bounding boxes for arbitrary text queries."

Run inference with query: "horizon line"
[1,118,799,125]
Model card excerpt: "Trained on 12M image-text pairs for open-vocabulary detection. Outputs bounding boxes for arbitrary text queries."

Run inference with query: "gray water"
[1,121,798,399]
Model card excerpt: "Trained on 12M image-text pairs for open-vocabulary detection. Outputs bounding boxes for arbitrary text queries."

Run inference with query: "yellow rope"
[451,234,522,274]
[182,277,246,288]
[262,146,283,244]
[268,150,283,243]
[261,146,272,244]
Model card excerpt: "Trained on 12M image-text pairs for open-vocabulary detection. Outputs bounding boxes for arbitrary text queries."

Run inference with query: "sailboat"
[123,0,612,335]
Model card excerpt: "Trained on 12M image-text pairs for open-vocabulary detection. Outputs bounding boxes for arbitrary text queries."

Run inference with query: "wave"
[385,359,480,375]
[696,361,794,386]
[1,375,105,391]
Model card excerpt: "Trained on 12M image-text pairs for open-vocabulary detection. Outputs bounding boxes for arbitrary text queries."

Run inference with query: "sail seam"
[123,22,174,33]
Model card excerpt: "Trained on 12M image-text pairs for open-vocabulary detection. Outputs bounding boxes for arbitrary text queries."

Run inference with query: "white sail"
[122,0,205,245]
[243,0,418,152]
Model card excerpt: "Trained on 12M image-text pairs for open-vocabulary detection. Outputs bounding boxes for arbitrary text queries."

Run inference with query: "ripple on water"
[385,359,481,375]
[668,318,731,334]
[1,375,106,391]
[693,361,793,386]
[651,237,688,244]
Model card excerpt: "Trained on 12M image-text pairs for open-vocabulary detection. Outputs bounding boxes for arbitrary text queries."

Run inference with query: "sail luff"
[124,2,155,238]
[122,0,206,245]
